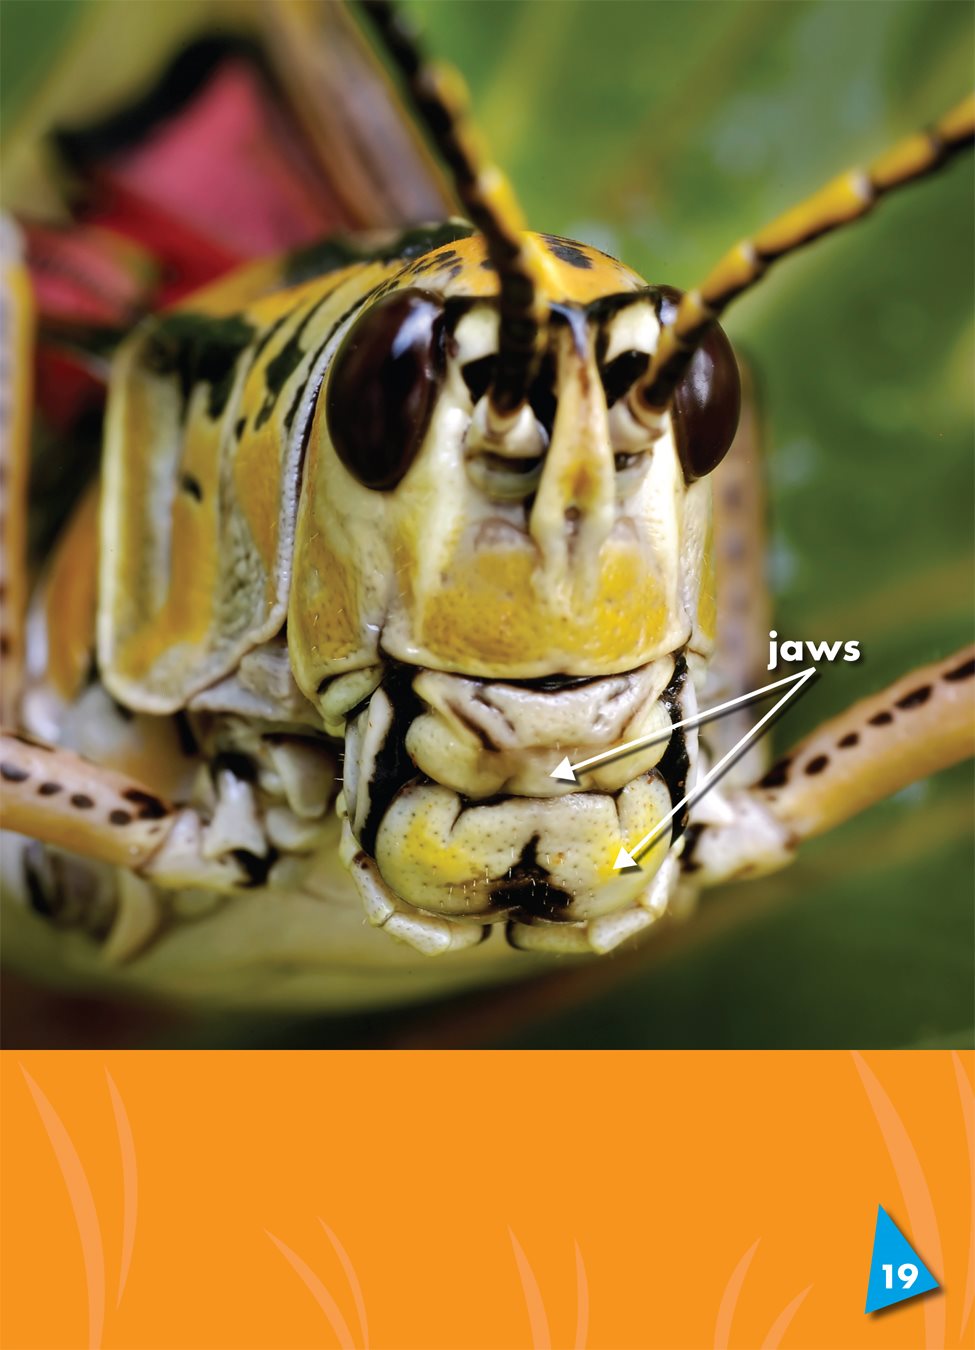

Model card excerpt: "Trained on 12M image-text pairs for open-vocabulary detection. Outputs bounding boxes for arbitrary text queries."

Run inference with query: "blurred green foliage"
[1,0,972,1047]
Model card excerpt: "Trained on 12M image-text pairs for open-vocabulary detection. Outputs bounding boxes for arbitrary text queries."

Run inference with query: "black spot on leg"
[0,762,29,782]
[38,781,63,796]
[804,755,829,776]
[109,809,133,826]
[945,656,975,682]
[869,711,894,726]
[70,793,95,809]
[837,731,859,748]
[895,685,932,710]
[760,758,792,789]
[122,788,168,819]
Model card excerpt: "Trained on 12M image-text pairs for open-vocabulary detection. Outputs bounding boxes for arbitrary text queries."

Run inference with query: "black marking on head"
[655,656,690,841]
[443,698,500,753]
[945,656,975,682]
[600,350,650,407]
[804,755,829,776]
[461,354,495,403]
[409,248,461,277]
[70,793,95,809]
[231,846,279,888]
[254,293,330,431]
[357,661,425,858]
[541,234,593,269]
[838,731,859,748]
[211,751,257,784]
[895,685,932,710]
[38,782,63,796]
[495,835,572,920]
[280,285,386,438]
[179,473,203,501]
[143,311,257,421]
[760,758,792,789]
[122,788,168,820]
[1,762,29,782]
[868,710,894,726]
[109,809,133,826]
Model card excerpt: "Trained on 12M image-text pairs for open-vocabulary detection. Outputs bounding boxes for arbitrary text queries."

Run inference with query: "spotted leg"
[0,731,248,887]
[683,647,975,885]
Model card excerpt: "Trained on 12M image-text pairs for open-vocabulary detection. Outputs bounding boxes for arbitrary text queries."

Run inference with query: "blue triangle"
[865,1206,939,1313]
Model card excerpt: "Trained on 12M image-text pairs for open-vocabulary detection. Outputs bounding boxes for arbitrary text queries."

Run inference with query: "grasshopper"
[0,0,972,1017]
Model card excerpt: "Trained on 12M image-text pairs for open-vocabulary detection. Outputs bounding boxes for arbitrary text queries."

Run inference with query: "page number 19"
[882,1263,918,1290]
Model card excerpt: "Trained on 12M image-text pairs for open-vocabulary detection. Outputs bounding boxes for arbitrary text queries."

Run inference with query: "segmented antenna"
[361,0,550,419]
[630,92,975,425]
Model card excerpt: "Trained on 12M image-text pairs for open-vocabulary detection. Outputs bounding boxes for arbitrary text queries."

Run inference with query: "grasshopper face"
[290,233,740,930]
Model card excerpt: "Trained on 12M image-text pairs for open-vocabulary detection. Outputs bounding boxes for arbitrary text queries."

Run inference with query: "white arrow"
[551,667,818,784]
[613,666,817,870]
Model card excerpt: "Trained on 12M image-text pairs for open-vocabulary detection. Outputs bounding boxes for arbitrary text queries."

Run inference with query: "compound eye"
[326,289,445,490]
[658,287,741,482]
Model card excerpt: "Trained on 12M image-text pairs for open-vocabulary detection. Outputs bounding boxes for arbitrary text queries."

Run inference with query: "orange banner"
[1,1051,971,1349]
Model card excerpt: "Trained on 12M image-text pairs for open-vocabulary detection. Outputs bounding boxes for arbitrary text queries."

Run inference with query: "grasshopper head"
[289,232,740,940]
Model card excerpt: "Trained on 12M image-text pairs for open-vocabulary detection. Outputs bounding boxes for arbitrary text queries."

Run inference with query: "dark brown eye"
[658,286,741,482]
[326,289,445,490]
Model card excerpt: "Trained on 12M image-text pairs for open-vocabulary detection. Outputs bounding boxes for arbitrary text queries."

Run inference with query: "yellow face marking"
[415,543,673,673]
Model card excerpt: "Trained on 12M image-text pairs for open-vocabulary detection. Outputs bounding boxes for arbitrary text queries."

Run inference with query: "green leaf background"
[1,0,972,1048]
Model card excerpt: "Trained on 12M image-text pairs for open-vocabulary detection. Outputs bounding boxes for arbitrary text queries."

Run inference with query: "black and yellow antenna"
[629,92,975,426]
[361,0,555,423]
